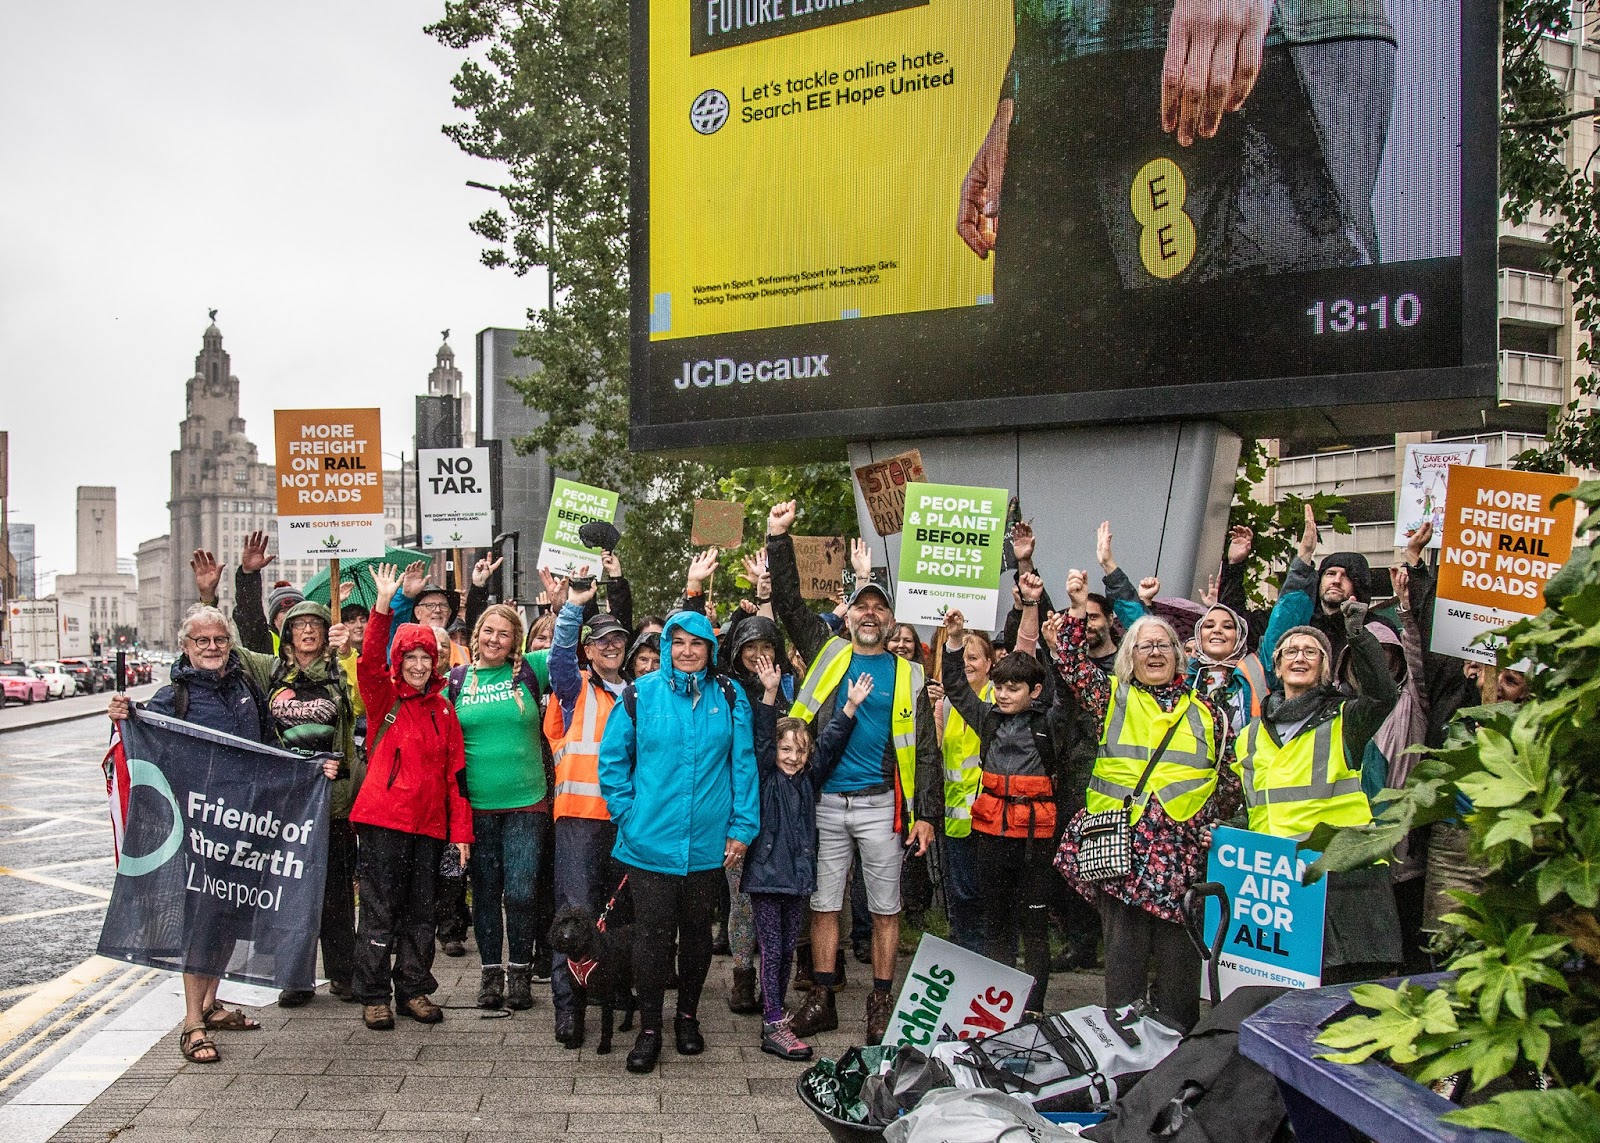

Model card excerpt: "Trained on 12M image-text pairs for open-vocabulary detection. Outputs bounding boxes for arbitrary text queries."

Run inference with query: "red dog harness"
[566,874,628,989]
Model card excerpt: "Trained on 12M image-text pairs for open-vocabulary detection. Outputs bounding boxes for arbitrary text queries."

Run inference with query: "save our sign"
[888,934,1034,1048]
[418,447,493,548]
[537,478,620,575]
[894,482,1007,630]
[1201,827,1327,1000]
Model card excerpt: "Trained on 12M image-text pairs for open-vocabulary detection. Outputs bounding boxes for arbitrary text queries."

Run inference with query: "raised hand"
[337,579,356,605]
[1018,571,1043,606]
[849,537,873,578]
[107,694,131,722]
[190,548,223,603]
[328,622,351,655]
[1405,519,1434,564]
[240,530,275,574]
[1200,573,1219,608]
[1041,610,1065,647]
[1390,564,1410,611]
[1297,503,1319,563]
[370,564,400,613]
[687,547,719,591]
[1227,524,1254,565]
[1096,521,1117,574]
[1065,569,1090,614]
[844,671,875,714]
[753,652,782,699]
[601,550,623,579]
[567,568,597,607]
[1010,521,1035,566]
[1341,596,1370,635]
[399,560,429,600]
[472,554,504,588]
[943,609,967,648]
[767,500,797,536]
[1137,576,1161,604]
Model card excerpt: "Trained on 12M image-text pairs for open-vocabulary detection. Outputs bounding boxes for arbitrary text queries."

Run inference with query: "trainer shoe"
[761,1017,814,1061]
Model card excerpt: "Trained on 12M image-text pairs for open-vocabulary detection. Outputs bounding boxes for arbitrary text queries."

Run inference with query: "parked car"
[59,659,102,695]
[89,660,117,692]
[29,661,75,699]
[0,661,50,705]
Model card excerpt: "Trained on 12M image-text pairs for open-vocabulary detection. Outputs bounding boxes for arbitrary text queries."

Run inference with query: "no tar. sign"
[418,447,493,548]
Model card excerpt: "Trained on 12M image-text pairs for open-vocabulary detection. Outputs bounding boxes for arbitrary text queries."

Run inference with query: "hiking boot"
[761,1017,814,1061]
[626,1028,662,1074]
[531,946,553,982]
[277,988,314,1008]
[478,967,505,1009]
[728,966,761,1014]
[789,983,837,1037]
[555,1008,585,1050]
[400,995,444,1024]
[675,1014,705,1055]
[362,1003,394,1030]
[504,965,533,1010]
[792,944,814,992]
[865,989,893,1046]
[441,938,466,958]
[328,981,357,1003]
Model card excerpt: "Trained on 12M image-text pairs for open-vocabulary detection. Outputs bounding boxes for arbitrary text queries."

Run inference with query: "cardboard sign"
[418,446,493,548]
[855,449,927,536]
[792,536,846,600]
[1201,827,1328,999]
[1394,443,1486,549]
[691,499,745,548]
[1431,465,1578,664]
[887,934,1035,1049]
[538,478,621,576]
[273,408,384,559]
[894,482,1007,629]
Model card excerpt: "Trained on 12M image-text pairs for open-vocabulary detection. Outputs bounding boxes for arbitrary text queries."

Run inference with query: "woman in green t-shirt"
[451,603,549,1011]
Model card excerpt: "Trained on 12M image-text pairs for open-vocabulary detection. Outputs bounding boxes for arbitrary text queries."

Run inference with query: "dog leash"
[569,873,630,989]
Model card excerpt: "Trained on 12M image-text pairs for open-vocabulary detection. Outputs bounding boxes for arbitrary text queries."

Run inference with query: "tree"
[1227,440,1351,609]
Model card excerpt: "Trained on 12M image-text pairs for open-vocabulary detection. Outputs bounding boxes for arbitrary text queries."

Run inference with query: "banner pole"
[931,626,944,685]
[115,649,126,694]
[329,558,341,612]
[453,548,465,598]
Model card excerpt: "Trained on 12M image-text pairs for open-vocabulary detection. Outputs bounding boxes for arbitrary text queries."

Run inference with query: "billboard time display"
[629,0,1498,449]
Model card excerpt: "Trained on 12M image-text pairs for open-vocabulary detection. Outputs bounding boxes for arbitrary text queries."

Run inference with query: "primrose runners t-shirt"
[823,651,900,795]
[452,659,547,810]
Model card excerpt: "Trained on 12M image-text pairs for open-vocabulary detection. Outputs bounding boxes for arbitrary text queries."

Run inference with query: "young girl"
[741,654,863,1060]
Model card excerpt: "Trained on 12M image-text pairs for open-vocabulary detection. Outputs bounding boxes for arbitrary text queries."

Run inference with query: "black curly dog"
[547,905,637,1054]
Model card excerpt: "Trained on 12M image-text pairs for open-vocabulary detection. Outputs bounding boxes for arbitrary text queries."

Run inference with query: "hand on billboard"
[1161,0,1273,146]
[240,531,275,574]
[957,98,1014,257]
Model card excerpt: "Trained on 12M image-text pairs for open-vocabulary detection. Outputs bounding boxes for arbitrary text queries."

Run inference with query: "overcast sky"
[1,1,541,594]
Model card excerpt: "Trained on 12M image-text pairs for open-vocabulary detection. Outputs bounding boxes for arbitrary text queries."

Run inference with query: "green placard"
[894,482,1008,629]
[538,478,620,576]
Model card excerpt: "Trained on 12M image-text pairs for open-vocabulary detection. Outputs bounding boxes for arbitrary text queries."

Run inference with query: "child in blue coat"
[742,653,862,1061]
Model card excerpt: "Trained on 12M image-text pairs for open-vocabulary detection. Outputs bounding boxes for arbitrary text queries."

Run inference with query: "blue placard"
[1201,826,1328,999]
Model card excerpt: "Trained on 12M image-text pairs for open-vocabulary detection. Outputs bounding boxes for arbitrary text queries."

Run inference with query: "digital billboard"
[629,0,1499,450]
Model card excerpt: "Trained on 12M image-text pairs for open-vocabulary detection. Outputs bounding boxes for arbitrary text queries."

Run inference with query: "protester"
[448,602,548,1011]
[348,563,473,1031]
[767,501,940,1045]
[107,593,339,1063]
[1233,596,1402,983]
[1052,568,1236,1032]
[1184,602,1268,735]
[596,610,759,1074]
[625,630,660,678]
[942,582,1061,1016]
[527,613,555,652]
[935,623,998,953]
[542,570,629,1050]
[1261,507,1388,680]
[395,583,471,670]
[745,653,858,1060]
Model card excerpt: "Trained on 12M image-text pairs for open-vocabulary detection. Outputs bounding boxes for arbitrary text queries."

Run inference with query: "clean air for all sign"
[418,447,493,548]
[273,409,383,559]
[1202,827,1327,999]
[894,482,1006,629]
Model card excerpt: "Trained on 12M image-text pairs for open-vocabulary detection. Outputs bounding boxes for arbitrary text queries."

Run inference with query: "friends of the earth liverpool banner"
[97,710,332,990]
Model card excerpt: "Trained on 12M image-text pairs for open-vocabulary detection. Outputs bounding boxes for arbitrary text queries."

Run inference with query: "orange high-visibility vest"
[542,676,615,821]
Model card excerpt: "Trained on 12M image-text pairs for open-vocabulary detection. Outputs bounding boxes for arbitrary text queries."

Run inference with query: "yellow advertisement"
[647,0,1013,341]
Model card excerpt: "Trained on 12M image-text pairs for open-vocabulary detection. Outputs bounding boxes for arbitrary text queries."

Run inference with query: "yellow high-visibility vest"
[942,679,994,838]
[1085,678,1219,824]
[1231,709,1371,840]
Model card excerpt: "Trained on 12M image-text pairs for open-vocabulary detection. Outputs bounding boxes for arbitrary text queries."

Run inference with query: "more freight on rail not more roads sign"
[273,409,384,560]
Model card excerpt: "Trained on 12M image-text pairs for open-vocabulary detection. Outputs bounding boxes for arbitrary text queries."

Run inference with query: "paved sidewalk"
[46,946,1106,1142]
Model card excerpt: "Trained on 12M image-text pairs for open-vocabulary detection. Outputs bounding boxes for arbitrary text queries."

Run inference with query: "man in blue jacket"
[598,610,760,1074]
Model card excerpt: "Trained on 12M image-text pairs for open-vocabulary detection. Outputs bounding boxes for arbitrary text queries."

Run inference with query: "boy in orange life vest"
[941,597,1063,1017]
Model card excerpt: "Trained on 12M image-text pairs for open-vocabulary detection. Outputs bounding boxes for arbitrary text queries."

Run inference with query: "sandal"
[180,1023,220,1064]
[202,1000,261,1031]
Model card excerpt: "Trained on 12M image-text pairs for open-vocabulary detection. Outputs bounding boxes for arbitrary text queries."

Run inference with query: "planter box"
[1239,975,1519,1143]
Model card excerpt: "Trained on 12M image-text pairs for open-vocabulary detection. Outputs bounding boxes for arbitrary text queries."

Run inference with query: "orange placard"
[1431,464,1578,662]
[273,408,384,559]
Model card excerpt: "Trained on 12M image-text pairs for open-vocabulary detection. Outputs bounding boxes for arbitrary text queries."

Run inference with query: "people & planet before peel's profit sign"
[629,0,1497,450]
[273,409,384,559]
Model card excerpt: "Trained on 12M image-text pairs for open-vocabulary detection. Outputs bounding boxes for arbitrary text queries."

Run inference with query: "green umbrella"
[301,546,432,610]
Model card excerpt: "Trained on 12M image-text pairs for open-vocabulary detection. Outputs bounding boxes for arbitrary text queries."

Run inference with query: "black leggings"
[629,865,722,1030]
[1099,895,1201,1033]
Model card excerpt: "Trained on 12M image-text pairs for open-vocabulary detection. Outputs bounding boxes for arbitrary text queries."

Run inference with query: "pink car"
[0,661,49,705]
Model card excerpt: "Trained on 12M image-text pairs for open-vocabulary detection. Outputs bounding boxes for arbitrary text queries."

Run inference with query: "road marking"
[0,867,112,900]
[0,830,106,846]
[0,903,105,925]
[0,957,121,1048]
[0,806,103,828]
[0,967,156,1091]
[20,857,114,874]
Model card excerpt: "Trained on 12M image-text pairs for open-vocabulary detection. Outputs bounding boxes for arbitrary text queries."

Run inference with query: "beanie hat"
[1316,553,1373,603]
[1273,625,1334,685]
[267,581,305,628]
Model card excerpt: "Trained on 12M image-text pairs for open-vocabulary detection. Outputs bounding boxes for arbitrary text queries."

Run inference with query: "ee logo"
[1131,158,1196,280]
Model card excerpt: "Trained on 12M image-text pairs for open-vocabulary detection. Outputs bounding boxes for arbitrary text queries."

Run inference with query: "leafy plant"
[1309,482,1600,1141]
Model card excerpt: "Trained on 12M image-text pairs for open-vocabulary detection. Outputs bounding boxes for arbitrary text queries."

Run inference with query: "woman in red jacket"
[350,563,474,1031]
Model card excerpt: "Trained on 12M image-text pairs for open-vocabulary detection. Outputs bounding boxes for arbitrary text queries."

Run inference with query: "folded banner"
[97,710,333,990]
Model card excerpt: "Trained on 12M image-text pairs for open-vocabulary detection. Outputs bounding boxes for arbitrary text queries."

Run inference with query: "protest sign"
[792,536,846,600]
[1431,465,1578,664]
[887,934,1035,1049]
[273,408,383,559]
[418,446,493,548]
[894,482,1007,629]
[1201,827,1327,1000]
[1394,442,1485,549]
[691,499,745,548]
[538,478,621,575]
[854,449,926,536]
[97,710,332,990]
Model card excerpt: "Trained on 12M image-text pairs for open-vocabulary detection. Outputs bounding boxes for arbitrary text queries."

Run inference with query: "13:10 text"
[1306,293,1422,334]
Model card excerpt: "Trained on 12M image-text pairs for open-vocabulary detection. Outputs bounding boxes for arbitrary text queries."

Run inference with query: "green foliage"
[1227,440,1351,609]
[716,463,858,586]
[1310,482,1600,1138]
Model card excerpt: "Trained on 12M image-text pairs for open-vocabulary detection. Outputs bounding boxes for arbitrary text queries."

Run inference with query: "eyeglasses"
[415,600,450,613]
[1131,641,1177,654]
[186,635,231,648]
[1280,646,1324,662]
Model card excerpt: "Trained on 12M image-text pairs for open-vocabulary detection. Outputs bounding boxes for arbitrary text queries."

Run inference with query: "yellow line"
[0,829,105,846]
[0,955,122,1046]
[0,966,157,1090]
[0,984,40,1003]
[0,806,104,827]
[0,867,112,900]
[0,902,105,925]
